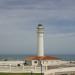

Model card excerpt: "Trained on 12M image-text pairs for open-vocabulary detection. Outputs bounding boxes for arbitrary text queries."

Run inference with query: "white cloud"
[0,0,75,54]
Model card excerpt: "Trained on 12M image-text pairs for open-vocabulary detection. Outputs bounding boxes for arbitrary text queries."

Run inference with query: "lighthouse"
[25,24,58,66]
[37,24,44,56]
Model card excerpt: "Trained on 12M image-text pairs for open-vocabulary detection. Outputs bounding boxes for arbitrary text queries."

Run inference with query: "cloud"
[0,0,75,54]
[45,32,75,54]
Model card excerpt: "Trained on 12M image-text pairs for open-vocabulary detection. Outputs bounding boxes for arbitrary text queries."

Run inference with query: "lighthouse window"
[34,61,37,63]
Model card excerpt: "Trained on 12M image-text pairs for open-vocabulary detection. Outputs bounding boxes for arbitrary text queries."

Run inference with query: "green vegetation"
[0,73,41,75]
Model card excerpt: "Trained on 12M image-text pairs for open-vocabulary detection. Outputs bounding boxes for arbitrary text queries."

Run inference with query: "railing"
[0,65,46,73]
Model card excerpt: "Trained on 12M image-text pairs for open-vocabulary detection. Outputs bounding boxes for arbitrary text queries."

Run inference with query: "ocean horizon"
[0,54,75,61]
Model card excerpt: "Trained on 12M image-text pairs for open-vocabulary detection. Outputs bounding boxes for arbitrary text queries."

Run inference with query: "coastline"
[0,54,75,61]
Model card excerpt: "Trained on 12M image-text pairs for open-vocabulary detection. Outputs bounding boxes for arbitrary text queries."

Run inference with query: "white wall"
[0,61,24,66]
[31,60,68,66]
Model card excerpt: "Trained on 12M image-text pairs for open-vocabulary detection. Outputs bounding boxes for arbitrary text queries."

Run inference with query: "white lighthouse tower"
[37,24,44,56]
[25,24,58,66]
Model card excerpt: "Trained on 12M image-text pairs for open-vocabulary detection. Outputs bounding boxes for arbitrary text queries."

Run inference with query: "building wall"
[31,60,68,66]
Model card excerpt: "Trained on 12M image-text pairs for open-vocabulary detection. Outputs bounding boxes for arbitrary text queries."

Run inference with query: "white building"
[25,56,60,66]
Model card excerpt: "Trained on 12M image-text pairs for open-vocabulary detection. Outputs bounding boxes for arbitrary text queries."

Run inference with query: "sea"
[0,54,75,61]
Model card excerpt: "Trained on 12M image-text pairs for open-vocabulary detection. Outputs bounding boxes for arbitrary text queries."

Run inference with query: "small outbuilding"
[24,56,62,66]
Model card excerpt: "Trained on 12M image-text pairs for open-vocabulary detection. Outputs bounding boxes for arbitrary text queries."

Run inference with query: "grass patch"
[0,73,42,75]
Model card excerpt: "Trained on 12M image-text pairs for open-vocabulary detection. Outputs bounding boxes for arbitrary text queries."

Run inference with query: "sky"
[0,0,75,55]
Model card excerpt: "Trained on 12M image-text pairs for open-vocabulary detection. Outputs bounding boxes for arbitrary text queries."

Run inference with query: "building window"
[34,61,37,63]
[17,64,21,67]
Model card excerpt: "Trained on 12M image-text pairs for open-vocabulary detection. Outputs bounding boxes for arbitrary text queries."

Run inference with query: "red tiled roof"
[25,56,58,60]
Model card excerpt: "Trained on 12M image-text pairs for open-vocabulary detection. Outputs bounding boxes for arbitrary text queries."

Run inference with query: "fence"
[0,65,46,73]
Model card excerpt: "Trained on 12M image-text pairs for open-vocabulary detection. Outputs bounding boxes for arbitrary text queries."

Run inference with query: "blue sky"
[0,0,75,55]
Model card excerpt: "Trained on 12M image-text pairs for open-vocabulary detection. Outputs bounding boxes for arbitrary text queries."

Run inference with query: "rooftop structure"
[25,56,58,60]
